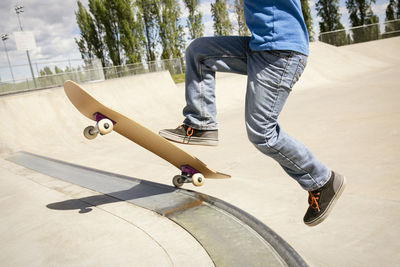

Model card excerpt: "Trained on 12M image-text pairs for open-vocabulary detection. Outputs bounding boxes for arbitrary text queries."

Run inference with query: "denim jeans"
[183,36,330,191]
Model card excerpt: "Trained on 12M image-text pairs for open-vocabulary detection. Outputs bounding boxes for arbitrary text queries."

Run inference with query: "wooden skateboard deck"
[63,80,230,187]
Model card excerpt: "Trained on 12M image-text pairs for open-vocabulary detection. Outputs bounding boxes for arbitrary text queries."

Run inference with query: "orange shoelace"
[186,126,194,137]
[308,191,321,212]
[179,125,194,137]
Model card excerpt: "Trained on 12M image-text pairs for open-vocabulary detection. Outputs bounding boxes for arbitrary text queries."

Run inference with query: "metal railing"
[318,19,400,46]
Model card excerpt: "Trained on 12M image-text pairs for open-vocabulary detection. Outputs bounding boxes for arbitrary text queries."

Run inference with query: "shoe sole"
[305,175,347,227]
[159,130,218,146]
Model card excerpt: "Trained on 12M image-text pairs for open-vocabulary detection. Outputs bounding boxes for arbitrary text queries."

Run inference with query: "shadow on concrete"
[47,183,175,214]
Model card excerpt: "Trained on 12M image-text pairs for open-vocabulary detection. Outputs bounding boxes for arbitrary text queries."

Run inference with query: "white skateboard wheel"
[173,175,185,188]
[83,126,98,140]
[192,173,205,187]
[98,119,113,135]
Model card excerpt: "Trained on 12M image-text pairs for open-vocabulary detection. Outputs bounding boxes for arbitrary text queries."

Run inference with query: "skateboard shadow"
[47,183,177,214]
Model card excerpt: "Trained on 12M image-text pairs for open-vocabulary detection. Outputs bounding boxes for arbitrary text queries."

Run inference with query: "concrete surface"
[0,157,212,266]
[1,37,399,266]
[8,151,301,266]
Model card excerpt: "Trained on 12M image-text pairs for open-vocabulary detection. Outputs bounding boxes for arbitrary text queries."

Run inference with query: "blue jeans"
[183,36,330,191]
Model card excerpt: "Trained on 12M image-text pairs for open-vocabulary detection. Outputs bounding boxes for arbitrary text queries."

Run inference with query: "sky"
[0,0,391,82]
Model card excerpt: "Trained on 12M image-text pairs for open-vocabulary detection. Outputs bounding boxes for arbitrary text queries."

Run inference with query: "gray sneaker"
[303,171,346,226]
[159,124,218,146]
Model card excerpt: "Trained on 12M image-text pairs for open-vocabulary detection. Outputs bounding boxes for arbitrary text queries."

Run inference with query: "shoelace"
[179,125,194,137]
[308,191,321,212]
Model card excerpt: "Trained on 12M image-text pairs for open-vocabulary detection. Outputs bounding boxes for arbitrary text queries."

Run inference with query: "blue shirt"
[243,0,309,55]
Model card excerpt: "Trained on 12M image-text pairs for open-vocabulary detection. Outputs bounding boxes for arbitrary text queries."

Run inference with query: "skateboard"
[63,80,230,188]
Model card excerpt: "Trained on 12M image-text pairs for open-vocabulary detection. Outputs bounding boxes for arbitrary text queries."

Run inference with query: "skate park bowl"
[1,37,400,266]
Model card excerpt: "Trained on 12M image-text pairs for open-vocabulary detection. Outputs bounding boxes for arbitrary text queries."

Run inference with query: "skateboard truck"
[83,113,116,140]
[173,165,205,188]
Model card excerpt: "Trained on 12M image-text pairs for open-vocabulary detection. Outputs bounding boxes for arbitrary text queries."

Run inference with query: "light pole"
[1,34,16,87]
[15,5,37,88]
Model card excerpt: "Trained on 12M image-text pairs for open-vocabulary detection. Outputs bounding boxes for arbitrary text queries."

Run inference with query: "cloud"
[371,3,388,19]
[0,0,85,80]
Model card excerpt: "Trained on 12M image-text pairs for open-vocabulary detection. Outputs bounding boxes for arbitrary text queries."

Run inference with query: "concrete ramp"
[297,37,400,88]
[0,71,182,155]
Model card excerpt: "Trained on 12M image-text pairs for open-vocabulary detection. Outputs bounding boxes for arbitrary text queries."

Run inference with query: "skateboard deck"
[63,80,230,187]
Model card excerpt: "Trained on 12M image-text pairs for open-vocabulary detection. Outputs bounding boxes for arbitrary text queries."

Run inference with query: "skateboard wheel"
[83,126,98,140]
[173,175,184,188]
[192,173,205,187]
[98,119,113,135]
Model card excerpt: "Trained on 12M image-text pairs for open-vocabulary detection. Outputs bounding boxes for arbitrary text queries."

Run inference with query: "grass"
[171,73,185,84]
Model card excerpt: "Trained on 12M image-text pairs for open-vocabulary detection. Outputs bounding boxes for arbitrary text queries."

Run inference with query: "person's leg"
[183,36,250,130]
[160,36,250,145]
[245,50,330,191]
[245,50,346,226]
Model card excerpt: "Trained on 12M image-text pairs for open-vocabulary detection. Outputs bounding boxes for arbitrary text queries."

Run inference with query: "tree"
[112,0,144,64]
[233,0,249,36]
[384,0,400,38]
[137,0,159,62]
[54,66,63,74]
[211,0,232,36]
[397,0,400,18]
[346,0,380,43]
[75,0,145,67]
[301,0,314,41]
[386,0,396,21]
[40,67,53,76]
[184,0,204,40]
[75,1,106,66]
[92,0,124,66]
[158,0,185,59]
[316,0,348,45]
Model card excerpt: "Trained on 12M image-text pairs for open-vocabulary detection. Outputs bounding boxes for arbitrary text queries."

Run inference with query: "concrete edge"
[186,192,308,267]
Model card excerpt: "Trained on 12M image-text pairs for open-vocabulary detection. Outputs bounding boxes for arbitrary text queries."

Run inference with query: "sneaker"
[159,124,218,146]
[303,171,346,226]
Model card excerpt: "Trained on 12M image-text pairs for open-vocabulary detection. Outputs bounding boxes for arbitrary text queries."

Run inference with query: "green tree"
[75,0,145,67]
[398,0,400,18]
[316,0,348,45]
[301,0,314,41]
[346,0,380,43]
[211,0,232,36]
[386,0,396,21]
[184,0,204,40]
[40,66,53,76]
[91,0,122,66]
[137,0,159,62]
[54,66,63,74]
[113,0,144,64]
[384,0,400,38]
[39,66,55,87]
[233,0,249,36]
[75,1,106,66]
[158,0,185,59]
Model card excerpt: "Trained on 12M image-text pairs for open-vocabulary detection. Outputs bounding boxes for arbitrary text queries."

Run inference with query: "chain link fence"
[2,19,399,95]
[0,57,185,95]
[319,19,400,46]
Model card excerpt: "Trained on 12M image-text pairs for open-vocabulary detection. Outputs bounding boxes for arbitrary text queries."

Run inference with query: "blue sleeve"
[243,0,309,55]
